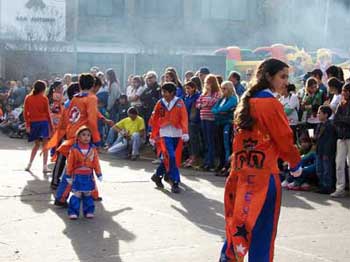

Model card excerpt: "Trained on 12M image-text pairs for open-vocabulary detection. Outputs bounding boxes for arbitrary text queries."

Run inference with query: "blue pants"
[55,173,71,203]
[316,154,334,191]
[220,175,280,262]
[68,193,95,217]
[155,137,180,184]
[201,120,215,167]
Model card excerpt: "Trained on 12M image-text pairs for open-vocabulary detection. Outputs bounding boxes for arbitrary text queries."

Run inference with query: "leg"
[82,192,95,218]
[164,137,180,184]
[223,123,232,165]
[105,127,117,147]
[315,155,325,189]
[131,132,141,156]
[42,138,49,171]
[206,121,216,168]
[249,175,281,262]
[51,153,66,188]
[68,192,82,218]
[107,135,128,154]
[334,139,347,192]
[55,171,71,205]
[201,121,209,166]
[26,140,41,170]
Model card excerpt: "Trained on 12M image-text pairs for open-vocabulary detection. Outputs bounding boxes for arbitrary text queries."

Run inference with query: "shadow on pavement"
[160,183,226,239]
[19,173,135,262]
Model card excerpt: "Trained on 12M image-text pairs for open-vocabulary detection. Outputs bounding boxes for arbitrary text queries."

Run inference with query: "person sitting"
[107,107,145,160]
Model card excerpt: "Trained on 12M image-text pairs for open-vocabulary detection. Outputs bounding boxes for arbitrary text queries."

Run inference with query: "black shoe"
[54,199,68,208]
[171,183,181,194]
[151,174,164,189]
[316,188,332,194]
[93,197,103,202]
[164,173,173,185]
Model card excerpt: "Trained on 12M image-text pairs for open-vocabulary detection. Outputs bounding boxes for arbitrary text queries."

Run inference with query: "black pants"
[51,153,66,188]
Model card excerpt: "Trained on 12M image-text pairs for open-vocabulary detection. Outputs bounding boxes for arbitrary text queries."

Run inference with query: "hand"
[149,138,155,147]
[105,119,114,127]
[290,166,302,177]
[182,134,189,143]
[97,176,103,182]
[66,178,73,185]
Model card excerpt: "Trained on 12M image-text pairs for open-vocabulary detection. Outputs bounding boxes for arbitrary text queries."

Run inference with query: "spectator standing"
[212,81,238,175]
[325,77,343,119]
[301,77,323,128]
[165,69,183,98]
[196,74,221,171]
[228,71,246,97]
[126,75,145,117]
[106,68,121,122]
[332,82,350,198]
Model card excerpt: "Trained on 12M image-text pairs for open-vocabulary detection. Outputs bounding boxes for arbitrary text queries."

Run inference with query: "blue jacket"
[184,92,201,124]
[176,86,184,99]
[315,120,337,157]
[211,95,238,125]
[235,83,245,97]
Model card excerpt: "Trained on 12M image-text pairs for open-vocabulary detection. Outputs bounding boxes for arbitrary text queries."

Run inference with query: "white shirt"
[159,97,183,138]
[126,86,145,107]
[280,93,300,126]
[329,94,341,120]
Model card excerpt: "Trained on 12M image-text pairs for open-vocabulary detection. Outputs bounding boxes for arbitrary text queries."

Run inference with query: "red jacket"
[24,93,51,128]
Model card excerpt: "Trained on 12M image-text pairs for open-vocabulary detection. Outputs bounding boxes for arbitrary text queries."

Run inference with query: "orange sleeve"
[180,101,189,134]
[92,148,102,176]
[87,96,101,143]
[149,102,160,139]
[260,99,301,168]
[66,149,76,177]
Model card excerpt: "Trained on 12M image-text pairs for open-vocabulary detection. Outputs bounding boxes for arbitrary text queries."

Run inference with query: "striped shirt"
[196,92,220,121]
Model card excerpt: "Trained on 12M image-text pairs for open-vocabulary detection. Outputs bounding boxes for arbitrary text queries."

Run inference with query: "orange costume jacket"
[149,98,188,170]
[224,90,301,260]
[57,92,101,156]
[66,143,102,177]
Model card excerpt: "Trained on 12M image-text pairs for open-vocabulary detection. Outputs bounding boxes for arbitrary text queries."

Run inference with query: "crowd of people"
[0,62,349,215]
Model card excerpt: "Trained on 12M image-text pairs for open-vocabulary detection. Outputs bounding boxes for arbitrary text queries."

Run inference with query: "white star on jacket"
[236,243,246,255]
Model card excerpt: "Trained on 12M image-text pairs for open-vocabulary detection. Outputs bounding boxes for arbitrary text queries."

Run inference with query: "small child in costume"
[66,126,103,220]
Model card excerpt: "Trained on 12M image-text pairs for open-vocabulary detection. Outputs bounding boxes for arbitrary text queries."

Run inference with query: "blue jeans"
[201,120,215,167]
[316,154,334,191]
[287,152,316,185]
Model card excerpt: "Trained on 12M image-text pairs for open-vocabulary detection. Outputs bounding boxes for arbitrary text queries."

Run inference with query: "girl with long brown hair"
[220,59,302,262]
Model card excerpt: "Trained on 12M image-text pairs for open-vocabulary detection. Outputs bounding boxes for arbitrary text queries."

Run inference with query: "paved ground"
[0,134,349,262]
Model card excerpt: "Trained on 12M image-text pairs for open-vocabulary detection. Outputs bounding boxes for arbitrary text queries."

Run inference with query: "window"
[137,0,183,18]
[79,0,125,17]
[200,0,247,20]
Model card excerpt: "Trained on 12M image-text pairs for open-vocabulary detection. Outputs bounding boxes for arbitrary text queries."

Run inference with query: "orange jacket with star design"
[224,89,301,260]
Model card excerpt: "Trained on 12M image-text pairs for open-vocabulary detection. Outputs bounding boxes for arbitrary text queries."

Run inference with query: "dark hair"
[165,69,182,88]
[47,80,61,103]
[343,82,350,92]
[184,81,198,90]
[119,94,127,101]
[311,69,323,79]
[79,73,95,90]
[106,68,119,86]
[287,83,296,93]
[228,71,241,82]
[234,59,289,130]
[127,107,138,115]
[306,77,318,88]
[32,80,46,95]
[94,76,102,87]
[216,75,224,85]
[326,65,344,81]
[67,83,80,100]
[327,77,343,94]
[319,105,332,118]
[161,82,177,94]
[190,76,202,91]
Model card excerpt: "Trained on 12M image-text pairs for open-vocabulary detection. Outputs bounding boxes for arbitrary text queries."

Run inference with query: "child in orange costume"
[23,80,53,173]
[149,82,189,193]
[220,59,302,262]
[66,126,102,220]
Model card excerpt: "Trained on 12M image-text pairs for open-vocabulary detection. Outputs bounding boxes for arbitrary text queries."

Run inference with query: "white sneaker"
[330,190,347,198]
[152,159,161,164]
[281,180,289,188]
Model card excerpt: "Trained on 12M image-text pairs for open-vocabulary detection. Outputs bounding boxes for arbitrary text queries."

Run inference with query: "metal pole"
[323,0,331,46]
